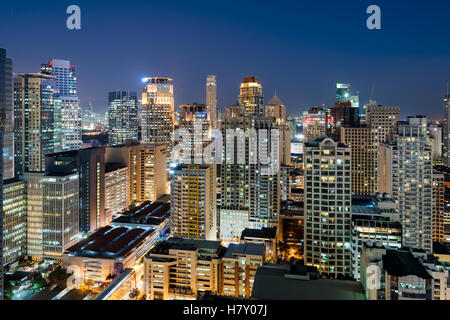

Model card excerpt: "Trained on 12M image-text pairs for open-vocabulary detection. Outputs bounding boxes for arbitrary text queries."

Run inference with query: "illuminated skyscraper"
[336,83,351,103]
[107,91,139,146]
[14,73,58,177]
[365,105,400,146]
[0,48,14,180]
[178,103,210,161]
[304,136,352,278]
[206,75,217,128]
[238,76,264,117]
[392,116,433,252]
[41,59,81,151]
[443,95,450,166]
[170,164,217,240]
[141,77,174,148]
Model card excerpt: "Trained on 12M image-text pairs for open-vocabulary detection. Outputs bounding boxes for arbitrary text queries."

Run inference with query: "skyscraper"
[45,147,106,233]
[392,116,433,252]
[238,76,264,117]
[2,178,27,266]
[0,48,14,180]
[220,116,281,231]
[304,136,352,278]
[41,59,81,151]
[14,73,58,178]
[206,75,217,128]
[340,126,378,195]
[365,105,400,146]
[336,83,351,103]
[42,172,79,259]
[107,91,139,146]
[432,173,445,243]
[443,95,450,166]
[170,164,217,240]
[141,77,174,147]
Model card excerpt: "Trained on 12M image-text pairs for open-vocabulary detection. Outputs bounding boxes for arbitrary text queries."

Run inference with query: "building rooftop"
[66,225,155,259]
[251,265,365,300]
[113,201,170,226]
[148,237,223,257]
[241,227,277,240]
[382,249,433,280]
[223,243,265,259]
[105,162,126,173]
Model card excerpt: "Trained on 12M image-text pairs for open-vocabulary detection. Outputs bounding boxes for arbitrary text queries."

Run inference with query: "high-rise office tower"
[238,76,264,117]
[0,48,14,180]
[41,59,81,151]
[432,173,445,243]
[14,73,58,178]
[2,178,27,267]
[206,75,217,129]
[391,116,433,252]
[170,164,217,240]
[443,95,450,166]
[42,172,79,260]
[141,77,174,147]
[336,83,359,110]
[105,144,168,204]
[341,126,378,195]
[45,147,106,233]
[304,136,352,278]
[365,105,400,146]
[107,91,139,146]
[336,83,351,103]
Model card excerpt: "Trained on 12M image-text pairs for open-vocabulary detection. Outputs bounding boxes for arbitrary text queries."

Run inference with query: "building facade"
[304,136,352,278]
[170,164,217,241]
[0,48,14,179]
[107,91,139,146]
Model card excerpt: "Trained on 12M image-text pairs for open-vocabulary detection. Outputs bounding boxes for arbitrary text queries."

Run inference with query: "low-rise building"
[221,243,265,299]
[240,227,277,263]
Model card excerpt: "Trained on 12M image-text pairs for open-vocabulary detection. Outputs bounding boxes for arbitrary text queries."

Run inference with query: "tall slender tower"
[238,76,264,117]
[392,116,433,252]
[40,59,81,151]
[141,77,174,147]
[443,94,450,166]
[206,75,217,128]
[0,48,14,179]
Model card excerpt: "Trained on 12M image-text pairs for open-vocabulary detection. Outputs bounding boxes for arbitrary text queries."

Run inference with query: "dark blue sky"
[1,0,449,119]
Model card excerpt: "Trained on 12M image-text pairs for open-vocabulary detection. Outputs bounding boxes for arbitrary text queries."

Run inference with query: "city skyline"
[0,0,449,118]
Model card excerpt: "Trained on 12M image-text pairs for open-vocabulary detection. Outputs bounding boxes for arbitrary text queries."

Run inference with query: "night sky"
[1,0,449,119]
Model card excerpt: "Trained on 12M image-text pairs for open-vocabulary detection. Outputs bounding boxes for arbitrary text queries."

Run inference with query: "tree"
[105,273,115,281]
[48,266,69,289]
[129,287,140,300]
[277,241,289,259]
